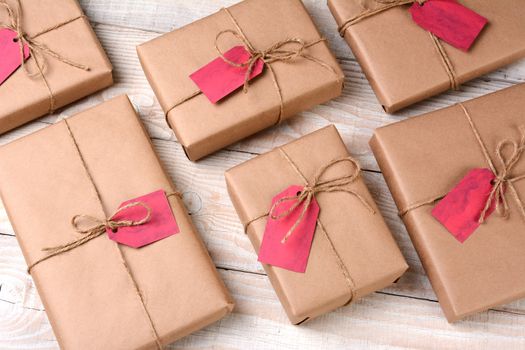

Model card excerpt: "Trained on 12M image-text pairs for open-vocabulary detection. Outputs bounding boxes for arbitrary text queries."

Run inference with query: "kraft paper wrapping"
[370,84,525,322]
[0,96,234,349]
[137,0,344,161]
[0,0,113,134]
[328,0,525,113]
[226,125,407,324]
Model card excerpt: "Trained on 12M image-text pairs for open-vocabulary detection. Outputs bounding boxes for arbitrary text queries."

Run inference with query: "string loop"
[267,156,375,243]
[0,0,90,112]
[165,7,340,125]
[27,202,152,272]
[399,104,525,226]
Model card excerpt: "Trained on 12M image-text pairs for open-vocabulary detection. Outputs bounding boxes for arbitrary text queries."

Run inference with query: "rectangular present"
[328,0,525,113]
[0,0,113,134]
[370,83,525,321]
[226,125,407,324]
[137,0,344,161]
[0,95,234,349]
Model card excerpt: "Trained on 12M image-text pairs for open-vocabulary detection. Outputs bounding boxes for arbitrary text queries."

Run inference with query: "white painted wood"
[1,0,525,348]
[2,236,525,350]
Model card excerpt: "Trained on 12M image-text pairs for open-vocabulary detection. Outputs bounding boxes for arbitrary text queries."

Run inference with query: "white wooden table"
[1,1,525,349]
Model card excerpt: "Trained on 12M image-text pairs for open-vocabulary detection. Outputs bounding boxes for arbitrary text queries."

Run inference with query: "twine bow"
[0,0,89,111]
[27,202,151,272]
[165,7,339,125]
[476,125,525,224]
[399,104,525,228]
[215,29,330,94]
[269,157,375,243]
[23,119,167,349]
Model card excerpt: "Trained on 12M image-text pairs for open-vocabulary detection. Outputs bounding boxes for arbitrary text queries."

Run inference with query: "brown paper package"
[226,125,408,324]
[137,0,344,161]
[0,0,113,134]
[327,0,525,113]
[0,95,234,349]
[370,84,525,322]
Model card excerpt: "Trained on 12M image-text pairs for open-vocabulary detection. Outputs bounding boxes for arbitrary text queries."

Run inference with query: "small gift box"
[226,125,407,324]
[327,0,525,113]
[0,96,234,349]
[137,0,344,161]
[0,0,113,134]
[370,83,525,321]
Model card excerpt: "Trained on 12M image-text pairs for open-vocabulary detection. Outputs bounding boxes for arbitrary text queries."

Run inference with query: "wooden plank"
[1,235,524,350]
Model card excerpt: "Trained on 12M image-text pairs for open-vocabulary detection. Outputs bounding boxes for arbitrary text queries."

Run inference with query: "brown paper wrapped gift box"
[0,0,113,134]
[226,125,407,324]
[328,0,525,113]
[0,95,234,349]
[137,0,344,161]
[370,83,525,322]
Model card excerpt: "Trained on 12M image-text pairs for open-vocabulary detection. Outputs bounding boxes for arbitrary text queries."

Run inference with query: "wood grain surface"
[1,1,524,349]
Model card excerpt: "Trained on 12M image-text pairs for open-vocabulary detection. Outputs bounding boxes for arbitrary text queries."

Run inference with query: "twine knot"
[479,126,525,223]
[215,29,318,94]
[166,7,338,126]
[71,201,152,237]
[30,202,151,266]
[269,157,375,244]
[0,0,90,79]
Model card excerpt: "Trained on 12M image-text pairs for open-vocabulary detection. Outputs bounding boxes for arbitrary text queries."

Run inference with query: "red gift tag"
[258,185,320,273]
[432,168,497,243]
[0,29,30,85]
[107,190,180,248]
[190,46,264,104]
[409,0,488,51]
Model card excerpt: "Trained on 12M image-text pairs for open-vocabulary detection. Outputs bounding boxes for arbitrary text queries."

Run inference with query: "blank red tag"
[107,190,180,248]
[258,185,320,273]
[190,46,264,104]
[409,0,488,51]
[0,29,30,85]
[432,169,497,243]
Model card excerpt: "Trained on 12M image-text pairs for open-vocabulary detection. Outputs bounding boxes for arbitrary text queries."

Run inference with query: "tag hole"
[12,38,18,43]
[490,180,496,185]
[111,228,118,233]
[296,191,302,196]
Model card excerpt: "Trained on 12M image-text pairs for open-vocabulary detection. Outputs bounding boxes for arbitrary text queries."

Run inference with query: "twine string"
[399,103,525,226]
[26,119,164,349]
[338,0,458,90]
[269,155,375,243]
[27,202,152,270]
[459,104,525,223]
[0,0,90,112]
[243,148,376,305]
[165,7,339,125]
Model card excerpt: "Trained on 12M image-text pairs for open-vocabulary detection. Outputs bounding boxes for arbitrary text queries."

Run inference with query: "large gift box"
[327,0,525,113]
[226,125,407,324]
[0,0,113,134]
[137,0,344,161]
[0,96,234,349]
[370,83,525,321]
